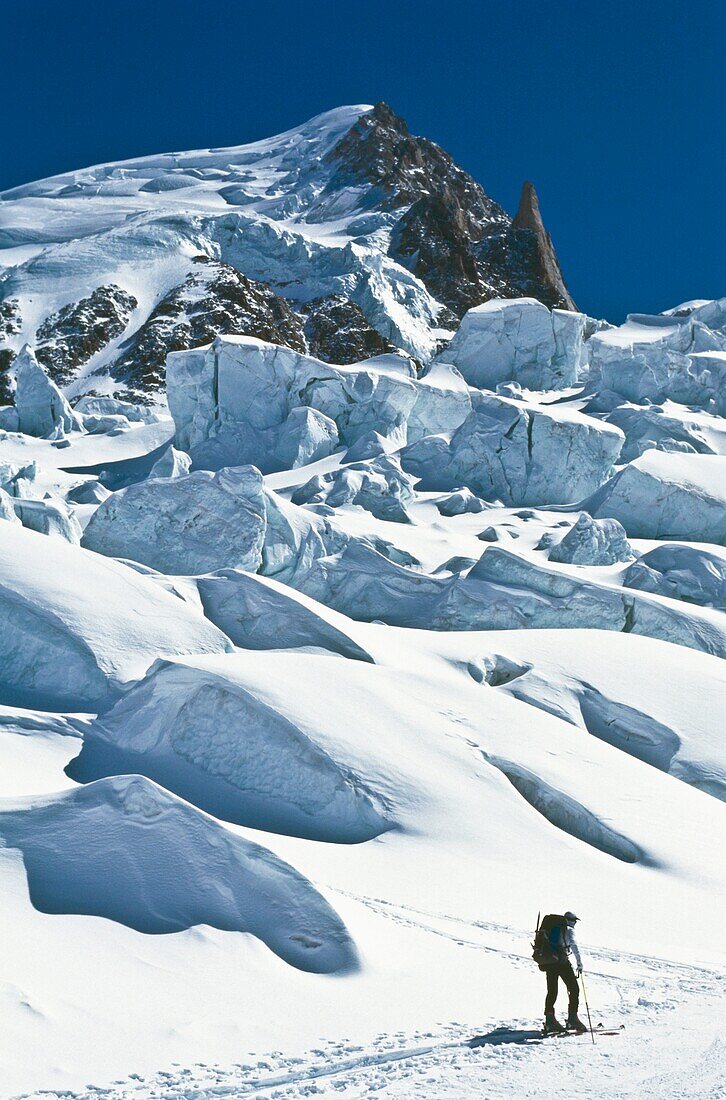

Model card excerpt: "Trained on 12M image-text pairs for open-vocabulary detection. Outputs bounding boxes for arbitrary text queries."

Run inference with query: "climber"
[532,911,588,1034]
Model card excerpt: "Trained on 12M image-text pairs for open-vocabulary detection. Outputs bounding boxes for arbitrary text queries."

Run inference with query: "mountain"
[0,103,575,399]
[1,103,724,1100]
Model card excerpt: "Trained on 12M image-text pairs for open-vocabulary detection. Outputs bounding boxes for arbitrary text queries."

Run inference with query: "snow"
[0,522,231,711]
[588,451,726,543]
[14,345,80,437]
[0,103,446,370]
[437,297,586,390]
[0,775,357,967]
[402,393,624,505]
[82,465,268,574]
[0,107,724,1100]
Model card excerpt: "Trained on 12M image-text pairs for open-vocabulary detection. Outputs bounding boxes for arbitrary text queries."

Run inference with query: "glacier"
[0,105,724,1100]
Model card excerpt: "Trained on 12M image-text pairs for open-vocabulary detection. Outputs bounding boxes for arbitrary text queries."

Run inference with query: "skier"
[532,911,589,1034]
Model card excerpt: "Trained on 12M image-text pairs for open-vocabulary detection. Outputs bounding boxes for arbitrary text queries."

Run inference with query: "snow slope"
[0,112,724,1100]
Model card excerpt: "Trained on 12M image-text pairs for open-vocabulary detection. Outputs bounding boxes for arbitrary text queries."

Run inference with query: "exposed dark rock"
[509,181,576,310]
[0,298,22,403]
[325,103,508,229]
[301,295,397,364]
[326,103,575,320]
[390,194,493,322]
[35,285,138,385]
[113,258,307,390]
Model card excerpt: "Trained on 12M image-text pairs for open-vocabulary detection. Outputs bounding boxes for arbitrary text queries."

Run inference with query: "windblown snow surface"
[0,109,724,1100]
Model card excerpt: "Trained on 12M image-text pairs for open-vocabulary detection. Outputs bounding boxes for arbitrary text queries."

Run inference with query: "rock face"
[292,454,416,523]
[549,513,633,566]
[114,258,306,391]
[14,346,81,437]
[82,466,268,574]
[35,285,137,384]
[301,295,398,364]
[437,298,585,390]
[333,105,577,321]
[588,452,726,544]
[623,545,726,611]
[0,298,22,403]
[402,394,623,506]
[508,182,576,310]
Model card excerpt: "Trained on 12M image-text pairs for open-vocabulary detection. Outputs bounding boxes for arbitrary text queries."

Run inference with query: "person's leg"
[544,967,559,1015]
[562,964,579,1015]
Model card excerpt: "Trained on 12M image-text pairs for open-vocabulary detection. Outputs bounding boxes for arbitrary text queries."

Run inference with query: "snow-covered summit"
[0,103,576,399]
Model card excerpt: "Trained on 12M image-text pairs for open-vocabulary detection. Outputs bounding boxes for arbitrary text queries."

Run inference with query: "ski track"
[16,911,723,1100]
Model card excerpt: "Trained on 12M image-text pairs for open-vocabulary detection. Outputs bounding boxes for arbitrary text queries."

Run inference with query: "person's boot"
[544,1012,566,1035]
[566,1011,588,1033]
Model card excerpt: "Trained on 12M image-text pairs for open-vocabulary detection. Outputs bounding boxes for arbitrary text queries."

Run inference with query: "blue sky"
[2,0,723,320]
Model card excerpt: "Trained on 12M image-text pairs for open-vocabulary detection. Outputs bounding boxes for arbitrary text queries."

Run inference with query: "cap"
[564,911,579,923]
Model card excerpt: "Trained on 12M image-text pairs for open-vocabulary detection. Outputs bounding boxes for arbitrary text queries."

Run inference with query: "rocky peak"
[326,102,508,233]
[326,104,576,320]
[0,298,22,404]
[510,180,576,310]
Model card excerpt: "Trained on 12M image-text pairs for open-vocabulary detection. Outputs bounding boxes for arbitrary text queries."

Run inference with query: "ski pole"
[579,971,595,1045]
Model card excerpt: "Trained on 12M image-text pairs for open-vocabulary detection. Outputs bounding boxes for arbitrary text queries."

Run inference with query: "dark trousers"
[544,962,579,1016]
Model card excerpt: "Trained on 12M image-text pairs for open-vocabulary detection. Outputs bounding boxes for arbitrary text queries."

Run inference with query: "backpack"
[532,913,567,970]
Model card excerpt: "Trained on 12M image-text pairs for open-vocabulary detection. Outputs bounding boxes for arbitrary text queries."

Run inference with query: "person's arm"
[568,927,582,972]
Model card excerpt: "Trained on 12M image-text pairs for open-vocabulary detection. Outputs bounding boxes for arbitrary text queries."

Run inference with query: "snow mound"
[401,394,623,505]
[0,775,358,972]
[435,487,491,516]
[549,512,633,565]
[0,522,230,711]
[458,631,726,801]
[587,451,726,543]
[70,656,395,843]
[483,753,646,863]
[82,465,267,574]
[14,345,81,438]
[624,544,726,610]
[196,568,374,662]
[296,542,726,656]
[291,453,416,522]
[437,298,585,390]
[148,444,191,479]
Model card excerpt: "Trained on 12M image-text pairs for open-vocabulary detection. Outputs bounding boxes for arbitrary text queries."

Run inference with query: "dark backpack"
[532,913,567,970]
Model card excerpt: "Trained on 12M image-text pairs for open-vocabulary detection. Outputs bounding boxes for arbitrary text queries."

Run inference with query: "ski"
[546,1024,624,1038]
